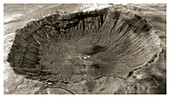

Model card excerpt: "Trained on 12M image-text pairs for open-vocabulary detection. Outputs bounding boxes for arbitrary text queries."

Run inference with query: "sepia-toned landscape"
[4,4,166,94]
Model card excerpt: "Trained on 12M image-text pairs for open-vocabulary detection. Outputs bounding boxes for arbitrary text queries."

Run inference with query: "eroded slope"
[7,6,164,94]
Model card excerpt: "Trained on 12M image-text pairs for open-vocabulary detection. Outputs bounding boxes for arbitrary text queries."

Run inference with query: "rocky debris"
[6,5,165,94]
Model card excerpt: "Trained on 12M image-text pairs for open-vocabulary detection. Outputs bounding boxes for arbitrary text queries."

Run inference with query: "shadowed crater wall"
[7,6,163,93]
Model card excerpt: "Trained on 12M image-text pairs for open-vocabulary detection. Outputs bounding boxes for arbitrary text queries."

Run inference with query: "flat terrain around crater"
[4,4,166,94]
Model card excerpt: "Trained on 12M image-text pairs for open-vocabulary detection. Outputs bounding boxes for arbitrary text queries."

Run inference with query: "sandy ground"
[4,4,166,94]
